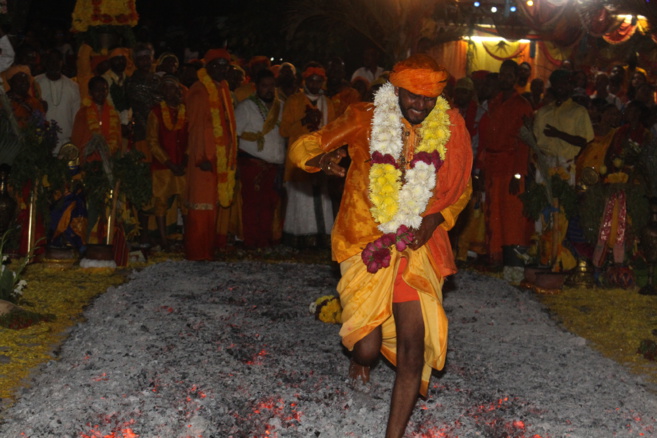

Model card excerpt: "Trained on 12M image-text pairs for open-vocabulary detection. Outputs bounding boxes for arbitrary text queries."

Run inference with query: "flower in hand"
[361,226,415,273]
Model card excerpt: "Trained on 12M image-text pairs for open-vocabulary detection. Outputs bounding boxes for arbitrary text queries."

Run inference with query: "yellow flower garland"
[197,68,237,208]
[160,101,186,131]
[417,97,451,160]
[369,164,401,225]
[368,83,451,233]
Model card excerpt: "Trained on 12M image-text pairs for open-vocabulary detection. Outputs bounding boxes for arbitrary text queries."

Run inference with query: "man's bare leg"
[350,325,382,382]
[386,300,425,438]
[156,215,169,249]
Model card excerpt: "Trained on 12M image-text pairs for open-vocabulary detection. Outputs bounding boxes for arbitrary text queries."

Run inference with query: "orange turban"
[204,49,231,64]
[4,65,31,82]
[302,66,326,79]
[389,54,448,98]
[109,48,130,59]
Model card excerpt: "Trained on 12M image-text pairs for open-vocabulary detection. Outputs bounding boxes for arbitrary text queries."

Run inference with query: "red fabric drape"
[603,21,637,44]
[517,0,569,32]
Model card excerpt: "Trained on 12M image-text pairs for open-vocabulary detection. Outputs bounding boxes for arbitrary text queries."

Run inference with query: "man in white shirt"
[235,68,286,248]
[0,24,14,75]
[34,50,80,155]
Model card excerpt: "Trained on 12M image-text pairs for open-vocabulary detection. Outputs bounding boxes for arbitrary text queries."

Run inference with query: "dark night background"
[15,0,372,73]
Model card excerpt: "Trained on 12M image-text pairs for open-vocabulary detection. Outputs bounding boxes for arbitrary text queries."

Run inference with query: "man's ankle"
[349,358,370,384]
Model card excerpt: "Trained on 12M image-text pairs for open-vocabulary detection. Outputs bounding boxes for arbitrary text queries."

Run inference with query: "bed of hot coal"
[1,260,656,437]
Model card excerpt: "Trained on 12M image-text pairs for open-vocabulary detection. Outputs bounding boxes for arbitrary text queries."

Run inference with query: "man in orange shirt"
[71,76,123,162]
[146,76,188,250]
[71,76,123,244]
[184,49,237,260]
[476,60,534,267]
[288,54,472,438]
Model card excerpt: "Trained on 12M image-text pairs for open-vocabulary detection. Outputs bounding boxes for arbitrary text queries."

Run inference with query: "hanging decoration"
[603,17,637,44]
[481,40,528,61]
[72,0,139,33]
[538,40,576,66]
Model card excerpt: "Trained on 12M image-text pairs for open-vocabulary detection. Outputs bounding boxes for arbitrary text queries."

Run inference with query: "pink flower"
[411,151,444,168]
[380,234,395,247]
[373,248,390,264]
[371,151,398,167]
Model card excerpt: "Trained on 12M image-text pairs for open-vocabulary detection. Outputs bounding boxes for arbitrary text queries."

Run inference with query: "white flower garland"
[368,82,450,234]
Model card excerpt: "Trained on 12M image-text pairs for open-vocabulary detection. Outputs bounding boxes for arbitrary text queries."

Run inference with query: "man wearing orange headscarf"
[288,54,472,438]
[280,62,336,248]
[184,48,237,260]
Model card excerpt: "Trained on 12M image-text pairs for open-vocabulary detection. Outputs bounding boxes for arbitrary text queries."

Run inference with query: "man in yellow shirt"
[288,54,472,438]
[533,69,594,185]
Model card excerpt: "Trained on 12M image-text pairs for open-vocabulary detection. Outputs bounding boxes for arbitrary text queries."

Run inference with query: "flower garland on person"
[362,82,451,273]
[159,100,186,131]
[197,67,237,208]
[239,95,281,152]
[82,97,121,154]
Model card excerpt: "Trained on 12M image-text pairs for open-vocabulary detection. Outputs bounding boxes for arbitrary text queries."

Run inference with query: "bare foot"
[349,359,370,384]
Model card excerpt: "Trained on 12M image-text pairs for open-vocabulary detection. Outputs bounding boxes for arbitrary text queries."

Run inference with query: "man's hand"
[543,123,587,148]
[472,172,484,192]
[302,106,322,131]
[408,213,444,250]
[543,123,561,138]
[509,174,521,195]
[198,160,213,172]
[307,148,348,178]
[165,160,185,176]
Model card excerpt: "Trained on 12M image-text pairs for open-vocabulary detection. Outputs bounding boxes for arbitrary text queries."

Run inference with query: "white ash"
[0,261,656,437]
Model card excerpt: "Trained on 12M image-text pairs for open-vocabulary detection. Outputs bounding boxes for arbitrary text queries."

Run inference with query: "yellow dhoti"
[338,246,448,397]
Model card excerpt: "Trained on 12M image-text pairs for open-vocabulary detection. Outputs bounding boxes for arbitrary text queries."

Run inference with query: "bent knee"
[352,329,382,366]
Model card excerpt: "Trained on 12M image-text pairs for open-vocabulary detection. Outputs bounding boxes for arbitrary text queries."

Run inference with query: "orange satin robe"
[288,103,473,396]
[477,91,534,262]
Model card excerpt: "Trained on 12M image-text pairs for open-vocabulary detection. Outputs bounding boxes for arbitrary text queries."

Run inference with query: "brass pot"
[84,244,114,261]
[534,272,568,290]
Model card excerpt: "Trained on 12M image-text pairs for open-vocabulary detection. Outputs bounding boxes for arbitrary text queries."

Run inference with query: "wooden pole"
[26,180,38,256]
[106,180,121,245]
[551,198,560,270]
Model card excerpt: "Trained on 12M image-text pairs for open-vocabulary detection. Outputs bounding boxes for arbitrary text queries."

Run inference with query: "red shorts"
[393,257,420,303]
